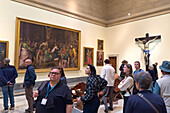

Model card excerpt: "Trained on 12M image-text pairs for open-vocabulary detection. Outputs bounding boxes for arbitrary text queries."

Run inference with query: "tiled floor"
[0,95,123,113]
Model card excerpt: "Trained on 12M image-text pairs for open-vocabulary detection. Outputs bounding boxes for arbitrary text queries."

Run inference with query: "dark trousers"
[25,84,34,112]
[102,86,114,110]
[123,96,130,113]
[83,96,100,113]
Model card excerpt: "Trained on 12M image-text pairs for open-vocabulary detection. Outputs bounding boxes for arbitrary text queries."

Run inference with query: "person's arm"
[118,77,133,91]
[9,67,18,83]
[33,90,39,98]
[66,104,72,113]
[0,69,8,84]
[100,67,106,78]
[81,77,96,102]
[153,81,160,95]
[28,66,37,83]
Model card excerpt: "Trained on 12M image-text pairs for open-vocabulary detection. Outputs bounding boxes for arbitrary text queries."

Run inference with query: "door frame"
[107,54,119,74]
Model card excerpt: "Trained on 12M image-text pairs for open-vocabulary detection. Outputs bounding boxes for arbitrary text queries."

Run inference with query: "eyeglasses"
[49,72,60,75]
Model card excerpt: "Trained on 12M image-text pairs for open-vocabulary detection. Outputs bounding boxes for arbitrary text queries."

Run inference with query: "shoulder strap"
[38,80,49,91]
[127,76,133,95]
[137,93,159,113]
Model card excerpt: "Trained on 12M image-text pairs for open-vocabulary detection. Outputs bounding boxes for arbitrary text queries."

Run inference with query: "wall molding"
[12,0,170,27]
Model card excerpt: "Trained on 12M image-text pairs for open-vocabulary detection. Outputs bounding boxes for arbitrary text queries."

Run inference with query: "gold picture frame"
[96,51,104,66]
[15,17,81,73]
[83,47,94,66]
[97,39,104,50]
[0,40,9,65]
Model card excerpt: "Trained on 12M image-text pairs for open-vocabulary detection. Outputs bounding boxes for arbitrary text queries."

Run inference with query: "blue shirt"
[133,69,144,77]
[24,65,36,88]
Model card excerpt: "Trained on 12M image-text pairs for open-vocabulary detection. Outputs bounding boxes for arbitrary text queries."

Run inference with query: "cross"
[135,33,161,71]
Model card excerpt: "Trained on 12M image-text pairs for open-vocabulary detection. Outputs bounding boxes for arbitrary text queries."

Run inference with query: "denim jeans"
[1,85,15,110]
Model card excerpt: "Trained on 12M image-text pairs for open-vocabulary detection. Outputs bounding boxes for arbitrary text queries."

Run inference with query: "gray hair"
[134,72,152,89]
[4,58,10,64]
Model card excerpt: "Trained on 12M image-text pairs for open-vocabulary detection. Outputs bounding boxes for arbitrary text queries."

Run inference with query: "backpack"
[96,75,108,91]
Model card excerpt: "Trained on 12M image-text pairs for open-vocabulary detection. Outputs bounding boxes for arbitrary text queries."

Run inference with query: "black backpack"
[96,75,108,92]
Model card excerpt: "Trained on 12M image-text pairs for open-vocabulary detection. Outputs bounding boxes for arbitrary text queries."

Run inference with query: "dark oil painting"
[15,18,81,72]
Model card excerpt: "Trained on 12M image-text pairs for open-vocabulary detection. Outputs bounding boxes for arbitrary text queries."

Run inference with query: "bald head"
[3,58,10,64]
[25,59,32,66]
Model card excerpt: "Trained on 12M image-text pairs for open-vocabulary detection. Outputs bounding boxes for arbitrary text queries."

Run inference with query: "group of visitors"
[0,57,169,113]
[118,60,169,113]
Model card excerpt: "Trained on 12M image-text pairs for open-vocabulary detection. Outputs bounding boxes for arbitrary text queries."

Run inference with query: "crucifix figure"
[135,33,161,71]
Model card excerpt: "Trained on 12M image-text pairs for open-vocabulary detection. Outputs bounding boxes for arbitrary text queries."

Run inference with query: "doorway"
[109,56,117,73]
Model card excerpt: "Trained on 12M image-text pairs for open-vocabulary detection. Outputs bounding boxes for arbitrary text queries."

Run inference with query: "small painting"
[97,51,104,66]
[97,39,104,50]
[83,47,94,66]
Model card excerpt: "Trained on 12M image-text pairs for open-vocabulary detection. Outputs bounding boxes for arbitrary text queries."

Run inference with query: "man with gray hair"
[24,59,36,113]
[0,58,18,112]
[125,72,167,113]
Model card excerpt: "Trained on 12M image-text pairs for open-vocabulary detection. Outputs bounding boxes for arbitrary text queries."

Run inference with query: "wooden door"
[109,57,117,73]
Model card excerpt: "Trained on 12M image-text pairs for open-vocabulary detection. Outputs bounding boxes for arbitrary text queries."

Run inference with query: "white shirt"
[100,64,115,86]
[118,76,134,96]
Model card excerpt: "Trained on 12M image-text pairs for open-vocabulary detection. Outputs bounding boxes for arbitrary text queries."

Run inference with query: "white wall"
[1,0,170,83]
[106,14,170,76]
[0,0,106,83]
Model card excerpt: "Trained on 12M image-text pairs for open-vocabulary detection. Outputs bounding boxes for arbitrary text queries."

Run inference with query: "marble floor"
[0,95,123,113]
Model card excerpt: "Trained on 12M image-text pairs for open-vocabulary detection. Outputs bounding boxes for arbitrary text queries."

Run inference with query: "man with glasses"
[33,67,73,113]
[24,59,37,113]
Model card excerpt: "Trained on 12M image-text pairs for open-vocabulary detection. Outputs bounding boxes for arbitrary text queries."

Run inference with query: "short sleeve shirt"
[36,81,73,113]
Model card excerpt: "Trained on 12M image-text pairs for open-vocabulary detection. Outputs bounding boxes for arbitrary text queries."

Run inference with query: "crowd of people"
[0,57,170,113]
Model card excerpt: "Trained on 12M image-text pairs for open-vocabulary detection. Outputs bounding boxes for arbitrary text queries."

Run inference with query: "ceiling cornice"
[12,0,170,27]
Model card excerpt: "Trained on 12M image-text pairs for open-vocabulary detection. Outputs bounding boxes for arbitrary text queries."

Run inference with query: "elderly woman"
[118,64,134,113]
[125,72,167,113]
[77,64,107,113]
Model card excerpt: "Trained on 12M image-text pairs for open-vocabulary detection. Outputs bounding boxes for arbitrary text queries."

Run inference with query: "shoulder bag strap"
[38,80,49,91]
[127,76,133,95]
[137,93,159,113]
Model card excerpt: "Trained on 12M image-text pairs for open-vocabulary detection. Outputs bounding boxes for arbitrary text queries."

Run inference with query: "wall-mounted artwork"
[83,47,94,66]
[97,39,104,50]
[97,51,104,66]
[0,41,9,65]
[15,17,81,72]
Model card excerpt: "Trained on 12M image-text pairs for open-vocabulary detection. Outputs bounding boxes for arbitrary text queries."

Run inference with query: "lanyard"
[45,81,58,98]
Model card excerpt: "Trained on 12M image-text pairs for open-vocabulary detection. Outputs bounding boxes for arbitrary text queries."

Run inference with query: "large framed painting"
[83,47,94,66]
[97,39,104,50]
[97,51,104,66]
[15,17,81,72]
[0,41,9,65]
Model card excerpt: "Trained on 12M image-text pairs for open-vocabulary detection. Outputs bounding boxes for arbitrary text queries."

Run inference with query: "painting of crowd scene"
[15,18,80,71]
[97,51,104,66]
[0,41,8,65]
[83,47,94,66]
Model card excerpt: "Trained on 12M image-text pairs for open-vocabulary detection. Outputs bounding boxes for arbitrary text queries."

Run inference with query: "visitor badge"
[41,98,47,105]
